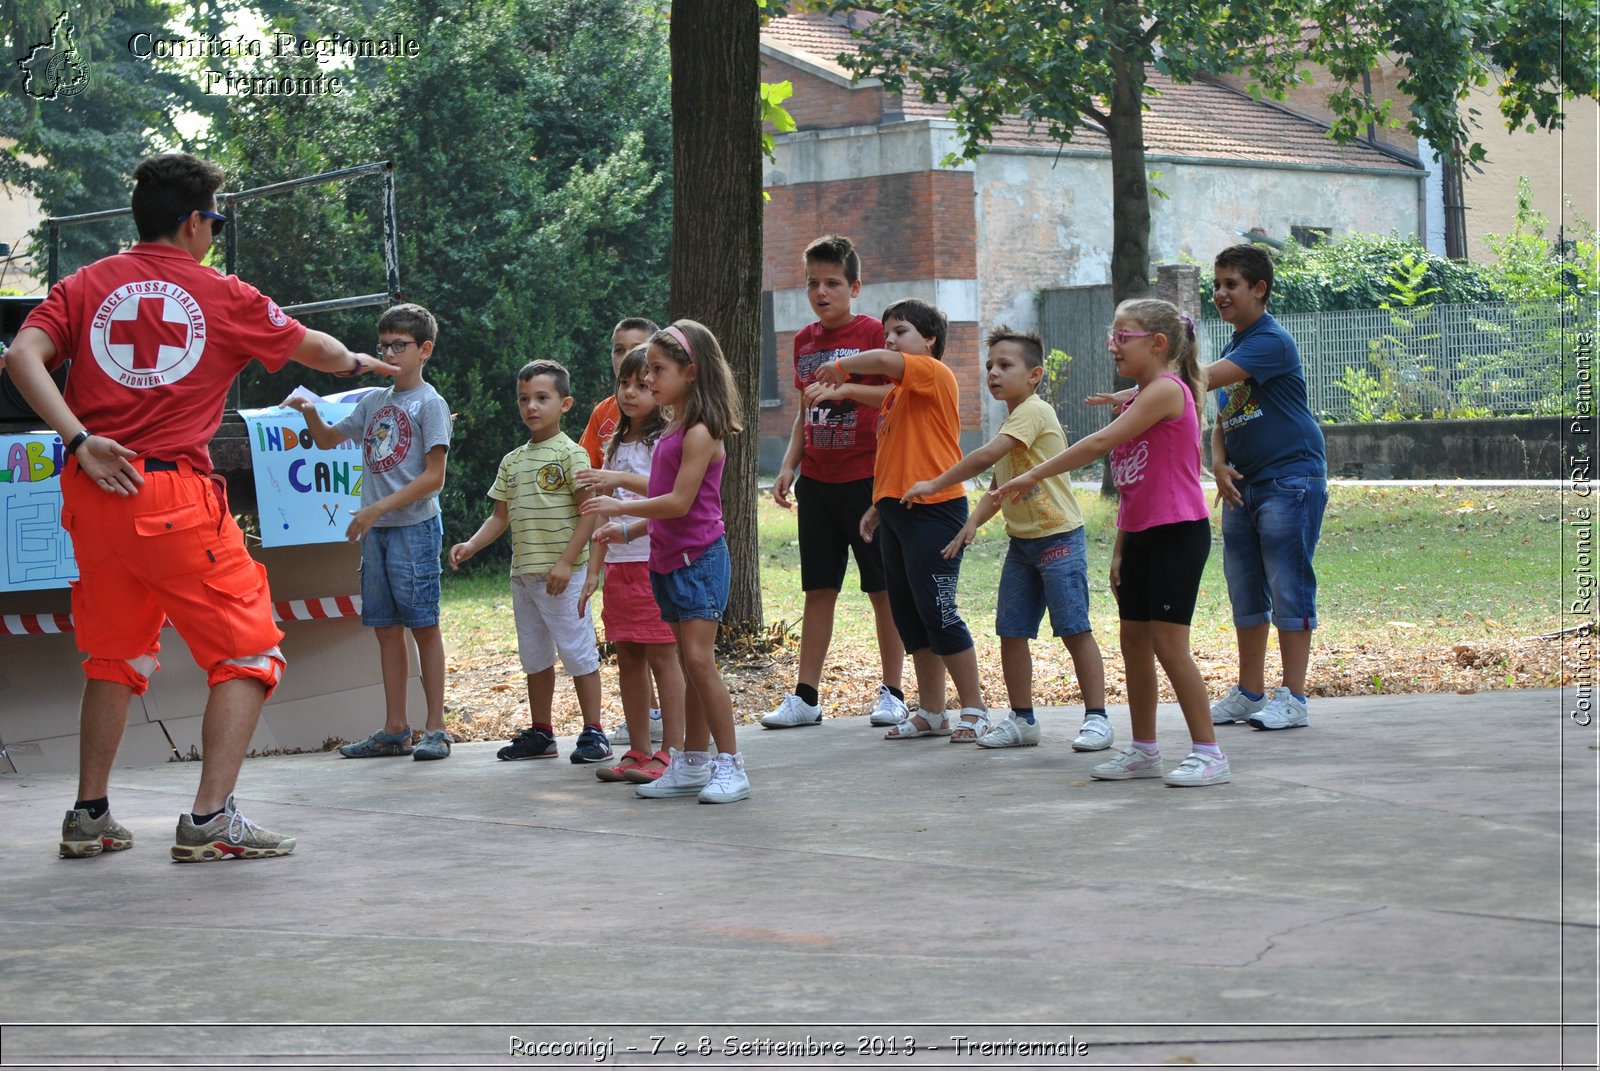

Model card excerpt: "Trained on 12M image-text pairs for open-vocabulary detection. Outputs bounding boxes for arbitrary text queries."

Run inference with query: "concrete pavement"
[1,688,1595,1068]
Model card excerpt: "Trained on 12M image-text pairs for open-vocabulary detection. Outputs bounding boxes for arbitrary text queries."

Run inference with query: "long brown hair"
[651,319,743,441]
[606,344,667,464]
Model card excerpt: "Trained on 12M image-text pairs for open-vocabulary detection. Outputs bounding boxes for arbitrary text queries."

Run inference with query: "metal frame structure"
[45,160,401,318]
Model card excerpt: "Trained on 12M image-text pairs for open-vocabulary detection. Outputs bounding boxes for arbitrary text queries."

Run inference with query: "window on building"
[1291,225,1332,247]
[759,289,780,407]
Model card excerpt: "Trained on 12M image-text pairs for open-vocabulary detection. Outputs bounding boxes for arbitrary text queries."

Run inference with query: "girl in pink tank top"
[995,299,1231,788]
[581,320,753,804]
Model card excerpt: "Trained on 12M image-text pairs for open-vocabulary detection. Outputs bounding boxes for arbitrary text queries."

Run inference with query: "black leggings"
[1115,519,1211,625]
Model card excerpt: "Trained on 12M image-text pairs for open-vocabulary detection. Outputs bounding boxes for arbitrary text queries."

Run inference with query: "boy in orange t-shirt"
[811,298,991,742]
[578,316,659,468]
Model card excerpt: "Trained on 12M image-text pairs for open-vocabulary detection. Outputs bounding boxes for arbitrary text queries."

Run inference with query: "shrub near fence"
[1201,302,1572,422]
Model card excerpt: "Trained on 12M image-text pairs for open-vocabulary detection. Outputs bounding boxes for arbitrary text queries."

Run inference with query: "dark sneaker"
[170,795,296,862]
[412,729,452,761]
[338,727,413,758]
[569,726,613,764]
[498,726,557,761]
[60,807,133,859]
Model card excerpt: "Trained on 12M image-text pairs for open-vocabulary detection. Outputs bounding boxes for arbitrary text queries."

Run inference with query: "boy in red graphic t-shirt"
[765,235,906,732]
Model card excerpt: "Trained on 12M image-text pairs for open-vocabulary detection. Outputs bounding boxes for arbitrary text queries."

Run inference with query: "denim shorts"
[650,536,730,623]
[1221,475,1328,631]
[996,527,1093,639]
[360,516,443,628]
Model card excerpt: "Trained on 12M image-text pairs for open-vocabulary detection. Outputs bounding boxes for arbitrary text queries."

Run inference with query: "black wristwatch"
[66,430,93,456]
[334,354,361,378]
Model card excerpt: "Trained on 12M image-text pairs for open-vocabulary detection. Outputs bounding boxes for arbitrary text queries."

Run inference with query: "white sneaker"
[610,708,664,747]
[1164,751,1232,786]
[868,684,909,726]
[1091,746,1163,780]
[1211,686,1269,725]
[1071,713,1114,752]
[1248,687,1309,730]
[760,692,822,729]
[635,749,713,798]
[976,715,1041,748]
[697,752,751,804]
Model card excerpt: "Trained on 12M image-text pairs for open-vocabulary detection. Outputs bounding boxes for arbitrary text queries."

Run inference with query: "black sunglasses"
[178,209,228,237]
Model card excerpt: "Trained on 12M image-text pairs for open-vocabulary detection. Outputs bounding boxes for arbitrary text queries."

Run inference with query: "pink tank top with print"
[646,424,726,572]
[1110,373,1210,532]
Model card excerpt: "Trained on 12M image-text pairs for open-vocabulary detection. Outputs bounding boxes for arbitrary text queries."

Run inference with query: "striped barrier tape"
[0,595,363,636]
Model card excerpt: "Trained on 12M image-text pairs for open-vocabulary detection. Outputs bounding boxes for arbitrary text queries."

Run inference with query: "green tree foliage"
[0,0,222,274]
[832,0,1596,302]
[214,0,673,558]
[1253,233,1504,315]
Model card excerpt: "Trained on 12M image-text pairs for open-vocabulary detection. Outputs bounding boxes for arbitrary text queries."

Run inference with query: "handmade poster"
[0,432,76,591]
[240,402,361,547]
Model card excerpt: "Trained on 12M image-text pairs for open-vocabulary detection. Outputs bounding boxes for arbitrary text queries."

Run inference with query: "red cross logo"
[108,295,189,369]
[89,282,207,388]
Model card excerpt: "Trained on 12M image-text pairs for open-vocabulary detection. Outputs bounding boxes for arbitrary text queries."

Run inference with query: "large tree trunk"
[669,1,764,631]
[1100,40,1152,495]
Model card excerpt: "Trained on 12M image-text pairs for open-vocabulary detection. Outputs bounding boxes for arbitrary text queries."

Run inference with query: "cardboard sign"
[0,433,76,591]
[240,404,362,547]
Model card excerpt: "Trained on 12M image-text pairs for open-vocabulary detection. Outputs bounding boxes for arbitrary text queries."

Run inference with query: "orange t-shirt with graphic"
[872,352,965,505]
[579,395,620,469]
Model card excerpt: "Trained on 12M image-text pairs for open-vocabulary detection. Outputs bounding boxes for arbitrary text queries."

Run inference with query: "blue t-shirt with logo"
[1214,312,1325,481]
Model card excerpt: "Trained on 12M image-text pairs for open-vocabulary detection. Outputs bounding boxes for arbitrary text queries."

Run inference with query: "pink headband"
[664,325,694,360]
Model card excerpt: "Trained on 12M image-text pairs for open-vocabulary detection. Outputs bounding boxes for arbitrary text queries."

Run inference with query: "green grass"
[445,484,1565,658]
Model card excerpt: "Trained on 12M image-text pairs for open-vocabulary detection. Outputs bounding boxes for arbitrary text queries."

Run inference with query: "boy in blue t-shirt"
[1205,244,1327,731]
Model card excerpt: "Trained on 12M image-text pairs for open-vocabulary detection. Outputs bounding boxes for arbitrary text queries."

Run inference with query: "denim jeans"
[1221,475,1327,631]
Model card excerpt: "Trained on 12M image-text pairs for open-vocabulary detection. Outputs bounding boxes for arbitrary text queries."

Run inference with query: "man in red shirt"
[4,153,396,863]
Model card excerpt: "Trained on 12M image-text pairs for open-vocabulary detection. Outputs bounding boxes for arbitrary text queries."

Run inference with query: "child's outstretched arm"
[580,424,720,522]
[345,444,448,542]
[814,348,905,384]
[994,379,1186,502]
[449,499,509,570]
[574,467,649,496]
[285,397,351,450]
[801,380,893,411]
[904,432,1020,504]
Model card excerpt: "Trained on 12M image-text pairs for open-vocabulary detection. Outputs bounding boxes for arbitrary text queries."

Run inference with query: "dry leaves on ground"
[430,626,1585,745]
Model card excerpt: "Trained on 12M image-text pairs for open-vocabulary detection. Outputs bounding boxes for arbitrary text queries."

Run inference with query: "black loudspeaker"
[0,296,68,422]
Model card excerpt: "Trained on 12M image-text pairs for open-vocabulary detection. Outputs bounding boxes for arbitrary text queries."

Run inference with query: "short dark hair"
[131,153,225,242]
[984,325,1044,369]
[377,303,437,344]
[518,359,571,398]
[1215,243,1275,298]
[881,298,947,359]
[613,316,659,338]
[803,234,861,284]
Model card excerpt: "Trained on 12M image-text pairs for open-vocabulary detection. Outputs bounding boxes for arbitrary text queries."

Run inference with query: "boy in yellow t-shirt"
[902,327,1110,751]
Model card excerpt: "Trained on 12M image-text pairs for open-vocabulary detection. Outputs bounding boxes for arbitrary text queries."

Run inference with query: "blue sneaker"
[498,727,557,760]
[569,726,613,764]
[338,728,413,758]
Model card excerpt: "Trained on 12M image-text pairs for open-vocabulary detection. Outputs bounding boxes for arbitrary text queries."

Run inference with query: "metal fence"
[1200,302,1571,422]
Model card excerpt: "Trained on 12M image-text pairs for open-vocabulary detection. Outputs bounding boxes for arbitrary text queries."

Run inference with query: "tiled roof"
[763,13,1419,173]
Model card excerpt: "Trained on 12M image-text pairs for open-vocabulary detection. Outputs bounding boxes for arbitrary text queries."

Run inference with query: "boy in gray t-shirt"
[287,303,454,760]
